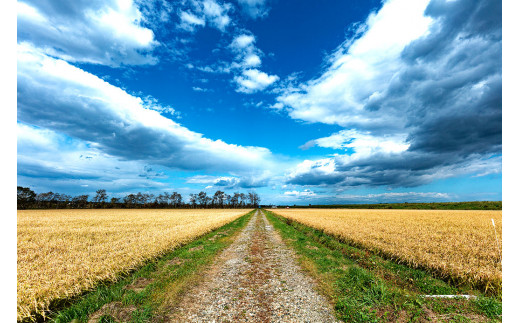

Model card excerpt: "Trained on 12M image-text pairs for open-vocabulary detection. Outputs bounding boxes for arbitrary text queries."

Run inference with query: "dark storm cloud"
[17,46,273,173]
[17,162,102,180]
[283,0,501,189]
[400,0,502,157]
[288,151,501,188]
[286,171,345,186]
[212,176,269,189]
[237,176,270,188]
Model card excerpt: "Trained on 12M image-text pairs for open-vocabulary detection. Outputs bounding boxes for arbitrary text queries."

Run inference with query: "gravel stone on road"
[167,210,339,322]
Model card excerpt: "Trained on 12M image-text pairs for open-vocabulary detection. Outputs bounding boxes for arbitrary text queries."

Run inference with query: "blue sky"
[16,0,502,205]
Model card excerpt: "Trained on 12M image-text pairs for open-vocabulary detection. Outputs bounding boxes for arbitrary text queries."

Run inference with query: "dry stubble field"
[269,209,502,294]
[17,209,251,321]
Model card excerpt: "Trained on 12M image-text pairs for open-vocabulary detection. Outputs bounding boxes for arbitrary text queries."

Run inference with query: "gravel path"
[167,210,339,322]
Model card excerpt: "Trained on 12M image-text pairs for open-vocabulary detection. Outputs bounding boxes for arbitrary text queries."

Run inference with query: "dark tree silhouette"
[17,186,36,209]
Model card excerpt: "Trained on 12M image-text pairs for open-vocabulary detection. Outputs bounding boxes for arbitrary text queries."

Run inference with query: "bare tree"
[239,193,247,207]
[17,186,36,209]
[170,192,183,207]
[189,193,197,208]
[197,191,210,208]
[110,197,120,207]
[212,190,225,208]
[72,195,89,208]
[93,189,108,205]
[37,192,56,208]
[155,192,169,206]
[230,192,240,208]
[248,192,260,208]
[124,194,137,207]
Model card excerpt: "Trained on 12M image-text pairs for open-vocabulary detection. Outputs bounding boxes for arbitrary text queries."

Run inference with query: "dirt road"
[167,210,338,322]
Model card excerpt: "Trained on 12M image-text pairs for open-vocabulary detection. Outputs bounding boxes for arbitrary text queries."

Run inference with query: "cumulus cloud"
[193,32,279,93]
[286,152,501,188]
[178,10,206,31]
[277,0,501,189]
[301,130,409,156]
[17,44,274,173]
[177,0,232,33]
[276,0,433,129]
[235,69,279,93]
[186,174,270,188]
[227,33,279,92]
[237,0,269,19]
[283,189,316,197]
[17,123,168,195]
[17,0,158,66]
[230,34,255,49]
[229,34,263,68]
[202,0,232,31]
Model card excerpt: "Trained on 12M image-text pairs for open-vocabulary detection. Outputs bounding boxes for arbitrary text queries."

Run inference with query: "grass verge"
[263,209,502,322]
[43,210,254,323]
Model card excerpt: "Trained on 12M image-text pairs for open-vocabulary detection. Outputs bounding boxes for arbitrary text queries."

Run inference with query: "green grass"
[46,210,254,323]
[263,209,502,322]
[276,201,502,210]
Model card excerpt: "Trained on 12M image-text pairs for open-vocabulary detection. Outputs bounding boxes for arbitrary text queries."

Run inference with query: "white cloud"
[243,54,261,67]
[202,0,232,31]
[186,175,239,186]
[192,86,208,92]
[17,44,274,173]
[185,173,271,189]
[276,0,432,129]
[230,34,256,50]
[283,189,316,197]
[302,129,410,157]
[17,123,168,194]
[191,32,278,93]
[178,11,206,31]
[275,0,501,190]
[178,0,232,33]
[235,69,279,93]
[227,33,280,93]
[17,0,158,66]
[285,158,340,185]
[237,0,269,19]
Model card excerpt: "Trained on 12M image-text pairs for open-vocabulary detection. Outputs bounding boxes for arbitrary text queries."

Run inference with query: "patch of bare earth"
[124,277,154,292]
[165,210,339,322]
[165,257,186,266]
[88,302,137,323]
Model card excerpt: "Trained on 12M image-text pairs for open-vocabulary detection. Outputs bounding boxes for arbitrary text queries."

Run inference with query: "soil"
[165,210,339,322]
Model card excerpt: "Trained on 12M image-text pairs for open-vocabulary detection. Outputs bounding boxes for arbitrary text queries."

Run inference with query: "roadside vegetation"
[263,209,502,322]
[270,208,502,296]
[278,201,502,210]
[47,210,254,323]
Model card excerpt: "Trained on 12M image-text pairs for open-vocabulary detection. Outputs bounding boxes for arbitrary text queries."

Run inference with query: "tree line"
[17,186,261,210]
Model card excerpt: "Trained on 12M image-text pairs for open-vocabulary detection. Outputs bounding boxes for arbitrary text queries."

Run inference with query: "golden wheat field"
[17,209,251,321]
[270,209,502,293]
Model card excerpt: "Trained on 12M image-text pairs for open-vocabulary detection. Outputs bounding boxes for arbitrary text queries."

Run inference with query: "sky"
[16,0,502,205]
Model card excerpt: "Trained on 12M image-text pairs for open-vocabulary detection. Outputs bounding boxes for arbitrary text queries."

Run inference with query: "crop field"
[17,209,251,321]
[269,209,502,294]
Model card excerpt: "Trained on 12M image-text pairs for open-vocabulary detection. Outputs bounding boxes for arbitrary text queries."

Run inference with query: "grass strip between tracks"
[263,209,501,322]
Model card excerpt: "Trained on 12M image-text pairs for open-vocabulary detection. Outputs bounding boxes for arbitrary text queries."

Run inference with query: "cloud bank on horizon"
[17,0,502,204]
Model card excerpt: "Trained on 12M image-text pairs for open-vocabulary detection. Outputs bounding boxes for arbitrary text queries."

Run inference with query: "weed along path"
[166,210,339,322]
